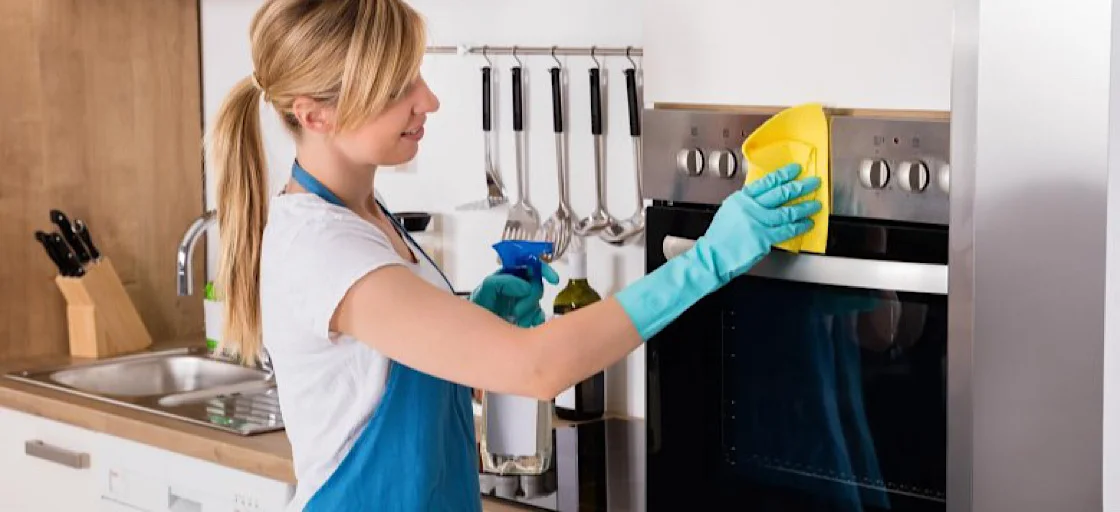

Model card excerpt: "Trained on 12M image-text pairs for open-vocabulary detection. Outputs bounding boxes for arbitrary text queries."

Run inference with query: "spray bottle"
[490,240,554,324]
[478,240,556,481]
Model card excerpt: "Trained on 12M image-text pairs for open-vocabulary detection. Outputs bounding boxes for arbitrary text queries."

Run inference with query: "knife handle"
[35,231,68,275]
[74,220,101,260]
[49,232,85,277]
[50,210,91,263]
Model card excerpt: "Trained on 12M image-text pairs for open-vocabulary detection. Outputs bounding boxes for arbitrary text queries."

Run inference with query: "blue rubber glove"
[470,263,561,327]
[615,163,822,340]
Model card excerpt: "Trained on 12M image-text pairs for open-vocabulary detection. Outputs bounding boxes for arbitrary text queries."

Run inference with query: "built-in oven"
[641,108,951,512]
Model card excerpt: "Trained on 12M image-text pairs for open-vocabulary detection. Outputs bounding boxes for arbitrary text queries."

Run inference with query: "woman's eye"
[391,78,420,101]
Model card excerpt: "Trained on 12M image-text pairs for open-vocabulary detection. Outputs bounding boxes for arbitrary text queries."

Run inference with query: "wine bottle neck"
[570,249,586,279]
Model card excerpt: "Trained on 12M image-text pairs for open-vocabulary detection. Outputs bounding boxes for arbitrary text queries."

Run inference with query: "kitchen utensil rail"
[426,45,642,58]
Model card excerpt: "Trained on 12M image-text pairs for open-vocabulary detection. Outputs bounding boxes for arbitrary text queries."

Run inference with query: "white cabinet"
[0,406,294,512]
[641,0,954,111]
[0,407,100,512]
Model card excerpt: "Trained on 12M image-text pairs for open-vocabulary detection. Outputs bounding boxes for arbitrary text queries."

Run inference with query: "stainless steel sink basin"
[49,352,268,397]
[5,347,284,436]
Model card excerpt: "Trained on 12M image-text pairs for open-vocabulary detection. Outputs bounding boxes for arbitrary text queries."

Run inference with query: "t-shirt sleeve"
[283,214,408,340]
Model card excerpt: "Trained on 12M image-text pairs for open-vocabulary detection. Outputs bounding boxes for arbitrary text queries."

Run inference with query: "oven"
[641,108,951,512]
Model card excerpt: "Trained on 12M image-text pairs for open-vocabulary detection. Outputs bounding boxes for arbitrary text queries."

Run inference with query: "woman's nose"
[416,78,440,114]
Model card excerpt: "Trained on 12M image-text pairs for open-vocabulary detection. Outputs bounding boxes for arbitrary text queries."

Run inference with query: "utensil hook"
[551,46,562,68]
[626,46,637,69]
[512,46,522,67]
[482,45,492,67]
[590,46,601,68]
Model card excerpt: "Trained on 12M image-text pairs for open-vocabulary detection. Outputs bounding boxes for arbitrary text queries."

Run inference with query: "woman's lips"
[402,126,424,141]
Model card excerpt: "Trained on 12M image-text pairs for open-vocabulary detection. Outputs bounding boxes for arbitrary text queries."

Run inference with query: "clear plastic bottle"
[477,240,555,476]
[478,393,553,475]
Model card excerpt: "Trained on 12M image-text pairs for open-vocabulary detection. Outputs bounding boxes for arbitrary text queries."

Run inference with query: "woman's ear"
[290,96,336,134]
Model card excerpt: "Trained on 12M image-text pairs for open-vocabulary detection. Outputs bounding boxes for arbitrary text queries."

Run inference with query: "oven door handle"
[661,235,948,295]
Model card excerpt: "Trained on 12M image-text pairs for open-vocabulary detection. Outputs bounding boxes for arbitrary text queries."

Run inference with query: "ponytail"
[204,0,430,365]
[208,76,269,366]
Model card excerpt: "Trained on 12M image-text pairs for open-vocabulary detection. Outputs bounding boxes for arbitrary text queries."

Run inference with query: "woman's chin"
[381,150,419,169]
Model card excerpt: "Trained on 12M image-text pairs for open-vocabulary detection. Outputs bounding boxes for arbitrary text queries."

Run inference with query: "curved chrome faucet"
[176,210,216,296]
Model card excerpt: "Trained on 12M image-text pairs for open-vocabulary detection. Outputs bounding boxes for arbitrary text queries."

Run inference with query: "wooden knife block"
[54,258,152,358]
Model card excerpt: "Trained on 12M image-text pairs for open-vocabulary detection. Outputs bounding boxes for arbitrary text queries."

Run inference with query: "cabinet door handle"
[25,439,90,469]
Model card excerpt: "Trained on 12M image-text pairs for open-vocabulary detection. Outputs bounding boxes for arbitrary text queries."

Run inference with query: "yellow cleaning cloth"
[741,103,830,254]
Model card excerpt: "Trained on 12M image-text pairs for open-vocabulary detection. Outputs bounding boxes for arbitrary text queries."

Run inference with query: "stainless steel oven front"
[642,107,950,512]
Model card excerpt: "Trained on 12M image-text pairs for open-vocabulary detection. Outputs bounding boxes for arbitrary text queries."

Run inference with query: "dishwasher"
[94,432,294,512]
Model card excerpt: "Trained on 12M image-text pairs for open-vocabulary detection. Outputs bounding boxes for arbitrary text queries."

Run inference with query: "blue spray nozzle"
[492,240,554,282]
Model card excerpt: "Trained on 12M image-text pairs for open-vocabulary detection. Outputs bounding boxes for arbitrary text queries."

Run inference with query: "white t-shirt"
[258,192,452,511]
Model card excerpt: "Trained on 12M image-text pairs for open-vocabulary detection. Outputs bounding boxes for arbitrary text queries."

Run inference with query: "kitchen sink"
[5,347,284,436]
[49,352,268,397]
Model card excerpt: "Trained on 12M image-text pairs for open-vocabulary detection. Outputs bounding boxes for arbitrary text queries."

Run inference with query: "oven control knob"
[898,160,931,192]
[707,149,739,179]
[938,163,951,193]
[858,159,891,189]
[676,148,705,176]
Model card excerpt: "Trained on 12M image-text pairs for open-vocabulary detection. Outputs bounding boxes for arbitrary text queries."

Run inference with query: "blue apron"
[289,161,482,511]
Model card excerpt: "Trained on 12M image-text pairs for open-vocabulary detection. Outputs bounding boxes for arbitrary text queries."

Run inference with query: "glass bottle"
[552,242,605,421]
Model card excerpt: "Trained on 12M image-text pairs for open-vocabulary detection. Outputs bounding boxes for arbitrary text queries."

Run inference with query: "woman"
[208,0,821,510]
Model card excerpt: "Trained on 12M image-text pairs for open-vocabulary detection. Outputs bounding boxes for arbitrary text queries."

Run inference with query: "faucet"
[177,210,216,296]
[176,210,274,375]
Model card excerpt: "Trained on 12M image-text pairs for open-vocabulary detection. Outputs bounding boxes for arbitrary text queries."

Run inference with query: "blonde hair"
[206,0,427,365]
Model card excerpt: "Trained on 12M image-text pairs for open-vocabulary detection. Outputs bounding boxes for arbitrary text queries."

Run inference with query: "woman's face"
[331,75,441,167]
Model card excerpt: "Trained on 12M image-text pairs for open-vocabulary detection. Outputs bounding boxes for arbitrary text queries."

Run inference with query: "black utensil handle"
[482,66,492,132]
[625,68,641,137]
[550,67,563,134]
[512,67,523,132]
[49,232,84,277]
[50,209,90,263]
[74,220,100,260]
[590,68,602,136]
[35,231,66,275]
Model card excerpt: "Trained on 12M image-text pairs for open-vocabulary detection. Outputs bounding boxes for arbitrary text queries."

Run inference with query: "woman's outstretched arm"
[335,164,821,399]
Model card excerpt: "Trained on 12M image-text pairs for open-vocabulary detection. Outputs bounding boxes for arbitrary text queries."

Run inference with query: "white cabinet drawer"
[0,406,294,512]
[0,407,100,511]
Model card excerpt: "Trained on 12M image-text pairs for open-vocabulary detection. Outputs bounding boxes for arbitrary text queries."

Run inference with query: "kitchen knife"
[72,219,101,260]
[34,231,68,275]
[48,232,85,277]
[50,209,91,264]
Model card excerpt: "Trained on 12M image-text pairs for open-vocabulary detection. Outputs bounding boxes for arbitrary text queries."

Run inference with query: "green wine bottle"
[552,242,605,421]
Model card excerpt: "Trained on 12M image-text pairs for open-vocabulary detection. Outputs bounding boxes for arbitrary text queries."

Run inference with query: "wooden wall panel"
[0,0,205,359]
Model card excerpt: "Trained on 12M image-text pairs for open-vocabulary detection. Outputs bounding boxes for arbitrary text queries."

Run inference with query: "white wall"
[199,0,648,417]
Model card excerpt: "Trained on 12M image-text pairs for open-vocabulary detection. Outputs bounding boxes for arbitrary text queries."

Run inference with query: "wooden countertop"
[0,339,540,511]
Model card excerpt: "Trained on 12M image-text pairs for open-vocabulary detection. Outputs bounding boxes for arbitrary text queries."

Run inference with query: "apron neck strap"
[291,160,347,207]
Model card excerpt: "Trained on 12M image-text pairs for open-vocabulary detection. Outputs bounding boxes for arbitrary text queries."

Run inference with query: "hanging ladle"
[601,48,646,245]
[575,47,625,237]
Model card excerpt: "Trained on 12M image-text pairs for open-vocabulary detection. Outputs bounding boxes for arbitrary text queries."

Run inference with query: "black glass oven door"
[721,276,946,512]
[646,204,947,512]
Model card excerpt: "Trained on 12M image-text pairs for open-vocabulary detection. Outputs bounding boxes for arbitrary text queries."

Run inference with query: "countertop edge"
[0,375,298,484]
